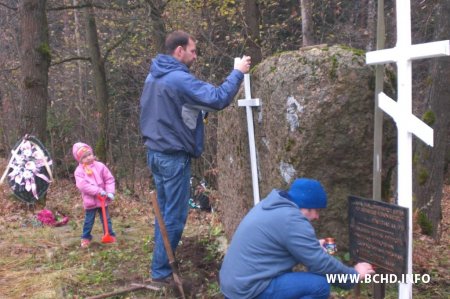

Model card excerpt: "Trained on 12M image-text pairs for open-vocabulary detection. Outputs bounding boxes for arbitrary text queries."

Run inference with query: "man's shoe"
[149,275,174,286]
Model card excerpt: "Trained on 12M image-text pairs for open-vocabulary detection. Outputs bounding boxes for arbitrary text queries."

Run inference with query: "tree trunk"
[73,0,87,139]
[300,0,314,46]
[366,0,376,51]
[145,0,167,53]
[84,0,109,162]
[18,0,50,142]
[243,0,262,64]
[414,1,450,240]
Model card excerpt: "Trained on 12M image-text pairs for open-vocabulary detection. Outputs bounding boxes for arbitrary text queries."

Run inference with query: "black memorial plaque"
[348,196,408,276]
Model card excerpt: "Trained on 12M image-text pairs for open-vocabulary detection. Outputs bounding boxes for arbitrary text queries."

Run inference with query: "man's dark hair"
[165,31,195,55]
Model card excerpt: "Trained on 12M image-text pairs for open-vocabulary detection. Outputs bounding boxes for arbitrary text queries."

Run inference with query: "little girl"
[72,142,116,248]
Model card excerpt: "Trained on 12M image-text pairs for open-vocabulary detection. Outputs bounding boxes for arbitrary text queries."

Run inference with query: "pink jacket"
[73,143,115,210]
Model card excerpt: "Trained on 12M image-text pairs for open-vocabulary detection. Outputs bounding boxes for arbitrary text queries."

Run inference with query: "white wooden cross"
[235,57,261,205]
[366,1,449,298]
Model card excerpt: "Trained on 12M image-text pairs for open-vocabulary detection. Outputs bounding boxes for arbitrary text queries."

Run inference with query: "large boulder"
[217,45,396,248]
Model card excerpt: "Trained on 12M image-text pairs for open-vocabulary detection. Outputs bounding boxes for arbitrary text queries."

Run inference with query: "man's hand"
[235,55,252,74]
[318,239,327,252]
[355,262,375,280]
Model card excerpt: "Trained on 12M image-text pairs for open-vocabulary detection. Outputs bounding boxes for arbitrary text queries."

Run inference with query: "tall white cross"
[366,1,449,298]
[235,57,261,205]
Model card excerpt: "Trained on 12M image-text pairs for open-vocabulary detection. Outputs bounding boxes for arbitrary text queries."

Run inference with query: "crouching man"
[220,178,374,299]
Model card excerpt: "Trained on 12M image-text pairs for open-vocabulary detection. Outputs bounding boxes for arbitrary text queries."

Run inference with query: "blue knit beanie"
[287,178,327,209]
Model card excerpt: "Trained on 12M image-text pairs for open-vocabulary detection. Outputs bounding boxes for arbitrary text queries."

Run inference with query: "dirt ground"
[0,157,448,298]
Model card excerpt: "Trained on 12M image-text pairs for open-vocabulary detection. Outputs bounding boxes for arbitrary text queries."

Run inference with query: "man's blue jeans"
[254,272,330,299]
[81,207,115,240]
[147,150,191,279]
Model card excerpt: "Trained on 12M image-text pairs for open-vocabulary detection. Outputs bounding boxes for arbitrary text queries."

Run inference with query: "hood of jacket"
[260,189,299,211]
[150,54,189,79]
[72,142,93,163]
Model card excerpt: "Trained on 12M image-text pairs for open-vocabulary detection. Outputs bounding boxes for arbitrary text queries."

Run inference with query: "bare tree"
[73,0,87,139]
[18,0,50,142]
[243,0,262,64]
[84,0,109,161]
[366,0,376,51]
[414,1,450,240]
[300,0,314,46]
[145,0,167,53]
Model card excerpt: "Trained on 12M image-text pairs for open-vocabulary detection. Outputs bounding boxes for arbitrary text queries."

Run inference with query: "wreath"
[0,135,53,203]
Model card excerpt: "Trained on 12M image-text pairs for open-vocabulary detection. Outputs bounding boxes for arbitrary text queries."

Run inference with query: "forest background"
[1,0,448,225]
[0,0,449,297]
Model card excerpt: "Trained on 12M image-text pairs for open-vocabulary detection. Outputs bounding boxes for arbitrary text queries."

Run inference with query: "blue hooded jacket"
[219,190,358,299]
[140,54,244,157]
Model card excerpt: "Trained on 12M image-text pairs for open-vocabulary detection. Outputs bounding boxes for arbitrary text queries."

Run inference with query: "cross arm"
[366,40,450,65]
[238,98,261,107]
[378,93,433,146]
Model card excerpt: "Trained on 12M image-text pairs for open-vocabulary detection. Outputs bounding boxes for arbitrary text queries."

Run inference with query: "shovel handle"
[150,191,176,263]
[150,191,186,299]
[97,194,110,236]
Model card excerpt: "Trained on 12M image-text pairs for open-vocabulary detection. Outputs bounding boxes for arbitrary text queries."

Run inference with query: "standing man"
[140,30,251,283]
[220,178,375,299]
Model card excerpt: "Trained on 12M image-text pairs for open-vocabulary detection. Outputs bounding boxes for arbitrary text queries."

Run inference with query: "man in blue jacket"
[220,178,375,299]
[140,30,251,283]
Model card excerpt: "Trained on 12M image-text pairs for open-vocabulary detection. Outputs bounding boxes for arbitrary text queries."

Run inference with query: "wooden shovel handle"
[150,191,176,264]
[150,191,186,299]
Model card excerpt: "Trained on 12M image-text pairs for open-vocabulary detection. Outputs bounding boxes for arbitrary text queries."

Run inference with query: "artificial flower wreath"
[2,136,53,202]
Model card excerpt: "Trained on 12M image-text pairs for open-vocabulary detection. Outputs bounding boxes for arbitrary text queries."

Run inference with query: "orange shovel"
[97,194,115,243]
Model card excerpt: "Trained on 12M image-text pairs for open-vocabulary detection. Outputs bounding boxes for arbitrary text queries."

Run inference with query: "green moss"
[285,138,295,152]
[386,69,397,91]
[298,56,307,64]
[413,152,420,167]
[270,66,277,73]
[353,49,365,56]
[37,42,51,62]
[417,211,433,236]
[338,45,365,56]
[23,77,38,88]
[351,56,360,64]
[272,50,289,58]
[422,110,436,126]
[418,168,429,185]
[95,137,107,162]
[329,55,338,79]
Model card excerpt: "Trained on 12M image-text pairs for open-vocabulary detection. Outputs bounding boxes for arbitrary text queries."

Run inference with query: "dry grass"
[0,223,78,298]
[0,157,223,299]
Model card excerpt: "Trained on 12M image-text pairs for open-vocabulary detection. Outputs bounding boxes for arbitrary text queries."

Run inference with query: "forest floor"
[0,157,448,299]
